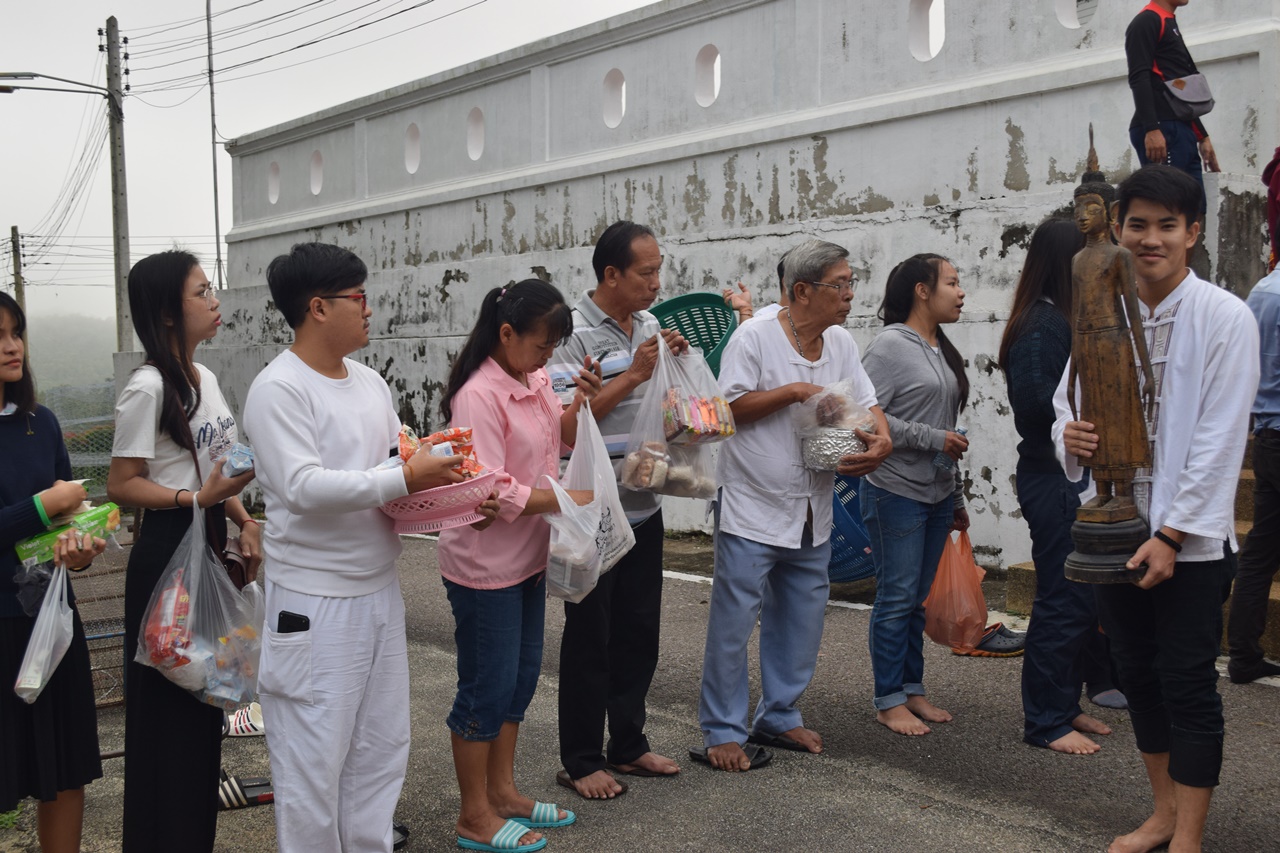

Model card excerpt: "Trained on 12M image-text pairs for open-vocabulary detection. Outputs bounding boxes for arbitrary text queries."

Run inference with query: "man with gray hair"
[692,240,892,771]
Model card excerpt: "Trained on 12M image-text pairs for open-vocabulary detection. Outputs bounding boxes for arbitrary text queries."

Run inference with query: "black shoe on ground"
[1227,659,1280,684]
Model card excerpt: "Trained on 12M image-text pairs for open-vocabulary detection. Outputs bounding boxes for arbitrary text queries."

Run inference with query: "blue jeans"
[444,574,545,742]
[698,524,831,747]
[862,483,955,711]
[1130,120,1206,214]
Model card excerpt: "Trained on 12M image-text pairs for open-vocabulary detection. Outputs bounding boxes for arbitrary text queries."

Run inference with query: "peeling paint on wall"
[1004,119,1031,192]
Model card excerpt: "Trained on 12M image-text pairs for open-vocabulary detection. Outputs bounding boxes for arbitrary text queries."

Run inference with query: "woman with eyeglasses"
[860,253,970,737]
[106,251,261,853]
[0,291,107,853]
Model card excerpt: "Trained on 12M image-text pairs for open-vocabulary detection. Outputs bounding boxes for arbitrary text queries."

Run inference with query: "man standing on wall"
[1054,165,1257,853]
[1124,0,1219,213]
[547,221,687,799]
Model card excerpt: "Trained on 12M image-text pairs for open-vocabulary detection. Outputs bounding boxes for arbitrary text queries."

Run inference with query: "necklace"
[785,308,806,358]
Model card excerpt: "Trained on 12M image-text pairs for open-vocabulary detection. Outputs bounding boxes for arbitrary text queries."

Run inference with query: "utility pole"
[206,1,224,289]
[9,227,23,314]
[106,16,132,352]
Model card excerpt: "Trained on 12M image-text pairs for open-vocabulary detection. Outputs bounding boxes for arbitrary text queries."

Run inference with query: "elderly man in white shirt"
[693,239,891,772]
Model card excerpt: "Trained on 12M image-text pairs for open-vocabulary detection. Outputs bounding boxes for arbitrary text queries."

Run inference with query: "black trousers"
[1017,466,1114,747]
[1095,554,1233,788]
[1229,429,1280,669]
[122,507,226,853]
[558,510,663,779]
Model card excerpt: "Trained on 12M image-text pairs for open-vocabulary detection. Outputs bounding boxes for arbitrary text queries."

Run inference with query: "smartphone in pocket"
[277,610,311,633]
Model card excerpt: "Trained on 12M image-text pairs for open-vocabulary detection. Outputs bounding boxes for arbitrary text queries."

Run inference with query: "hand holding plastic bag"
[14,563,73,703]
[546,402,635,602]
[923,531,988,652]
[135,503,262,710]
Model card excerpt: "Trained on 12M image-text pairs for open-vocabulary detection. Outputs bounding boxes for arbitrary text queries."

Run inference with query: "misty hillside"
[26,313,116,391]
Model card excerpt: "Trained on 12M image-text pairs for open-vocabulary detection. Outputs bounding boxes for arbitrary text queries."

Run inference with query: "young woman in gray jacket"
[860,253,969,737]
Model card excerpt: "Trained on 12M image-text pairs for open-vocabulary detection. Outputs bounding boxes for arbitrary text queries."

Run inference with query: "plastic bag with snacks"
[621,342,730,498]
[795,380,876,471]
[135,503,261,710]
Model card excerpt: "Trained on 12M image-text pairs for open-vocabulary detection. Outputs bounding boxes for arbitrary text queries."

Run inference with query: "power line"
[127,0,270,40]
[130,0,342,59]
[134,0,484,94]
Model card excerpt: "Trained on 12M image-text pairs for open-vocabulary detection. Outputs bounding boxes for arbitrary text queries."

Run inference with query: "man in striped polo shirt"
[547,221,687,799]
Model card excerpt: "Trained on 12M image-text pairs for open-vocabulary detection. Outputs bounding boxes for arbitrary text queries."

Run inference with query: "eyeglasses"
[802,278,857,294]
[324,292,368,310]
[188,285,216,307]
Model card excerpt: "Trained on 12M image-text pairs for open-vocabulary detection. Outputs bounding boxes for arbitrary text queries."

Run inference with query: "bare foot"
[906,695,953,723]
[613,751,680,775]
[457,813,541,849]
[706,742,751,771]
[568,769,624,799]
[1072,713,1112,736]
[1108,812,1176,853]
[778,726,824,753]
[877,705,931,736]
[1047,730,1101,755]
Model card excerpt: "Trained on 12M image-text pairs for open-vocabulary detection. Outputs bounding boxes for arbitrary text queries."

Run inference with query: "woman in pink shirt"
[438,278,601,853]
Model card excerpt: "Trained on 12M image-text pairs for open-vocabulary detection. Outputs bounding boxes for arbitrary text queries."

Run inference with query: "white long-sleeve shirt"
[242,349,409,596]
[1052,271,1258,561]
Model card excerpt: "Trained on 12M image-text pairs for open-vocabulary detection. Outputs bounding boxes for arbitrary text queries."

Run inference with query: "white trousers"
[259,577,410,853]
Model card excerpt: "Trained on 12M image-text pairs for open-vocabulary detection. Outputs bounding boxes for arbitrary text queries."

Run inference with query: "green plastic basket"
[649,292,738,377]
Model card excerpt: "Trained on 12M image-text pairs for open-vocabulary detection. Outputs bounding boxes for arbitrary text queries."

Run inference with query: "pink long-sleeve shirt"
[437,358,570,589]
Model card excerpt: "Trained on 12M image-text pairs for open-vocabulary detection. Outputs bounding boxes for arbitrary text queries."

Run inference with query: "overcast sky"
[0,0,659,320]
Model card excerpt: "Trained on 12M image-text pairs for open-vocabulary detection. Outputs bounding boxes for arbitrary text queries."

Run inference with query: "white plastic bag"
[546,402,635,602]
[14,563,73,704]
[135,504,261,710]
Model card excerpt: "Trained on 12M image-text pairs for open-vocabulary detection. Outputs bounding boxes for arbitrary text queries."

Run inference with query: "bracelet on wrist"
[174,488,189,509]
[1153,529,1183,553]
[33,494,53,528]
[240,518,260,527]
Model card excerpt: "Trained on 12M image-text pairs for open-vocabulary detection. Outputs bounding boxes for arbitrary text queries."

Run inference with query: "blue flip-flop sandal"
[511,802,575,829]
[457,819,548,852]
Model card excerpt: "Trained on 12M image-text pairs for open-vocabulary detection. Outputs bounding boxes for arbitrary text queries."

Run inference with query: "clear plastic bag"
[14,563,73,704]
[135,504,262,710]
[546,403,635,602]
[621,342,731,498]
[923,531,988,652]
[795,380,877,472]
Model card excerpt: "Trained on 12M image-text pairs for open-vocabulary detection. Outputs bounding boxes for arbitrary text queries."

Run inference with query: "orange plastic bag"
[923,531,988,652]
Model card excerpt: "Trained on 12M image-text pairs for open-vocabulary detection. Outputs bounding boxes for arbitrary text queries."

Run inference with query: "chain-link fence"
[44,382,127,708]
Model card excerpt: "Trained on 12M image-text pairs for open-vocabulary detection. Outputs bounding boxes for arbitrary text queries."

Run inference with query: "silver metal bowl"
[801,428,867,471]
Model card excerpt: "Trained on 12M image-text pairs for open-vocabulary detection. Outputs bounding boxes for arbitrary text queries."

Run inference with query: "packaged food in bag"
[14,563,73,704]
[135,504,262,709]
[546,402,635,602]
[622,341,732,496]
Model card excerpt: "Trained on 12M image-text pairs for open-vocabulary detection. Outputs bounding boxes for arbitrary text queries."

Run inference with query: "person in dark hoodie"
[1264,146,1280,272]
[860,254,974,737]
[1124,1,1218,212]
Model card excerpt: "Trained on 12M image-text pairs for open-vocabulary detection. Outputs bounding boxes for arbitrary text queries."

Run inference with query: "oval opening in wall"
[603,68,626,129]
[309,150,323,195]
[405,123,421,174]
[908,0,946,62]
[267,161,280,204]
[695,44,721,108]
[466,108,485,161]
[1056,0,1098,29]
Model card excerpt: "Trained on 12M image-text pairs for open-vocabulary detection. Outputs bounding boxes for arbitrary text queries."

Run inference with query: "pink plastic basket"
[379,469,497,534]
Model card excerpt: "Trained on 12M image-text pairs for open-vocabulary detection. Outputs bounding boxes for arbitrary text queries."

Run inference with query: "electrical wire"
[127,0,271,40]
[130,0,342,59]
[134,0,484,94]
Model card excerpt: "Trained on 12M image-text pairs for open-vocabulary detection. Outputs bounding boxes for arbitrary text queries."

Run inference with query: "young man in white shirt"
[695,239,891,771]
[1054,166,1257,853]
[243,242,474,852]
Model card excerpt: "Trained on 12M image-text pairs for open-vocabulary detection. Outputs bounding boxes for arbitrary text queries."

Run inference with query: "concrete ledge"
[1007,561,1280,661]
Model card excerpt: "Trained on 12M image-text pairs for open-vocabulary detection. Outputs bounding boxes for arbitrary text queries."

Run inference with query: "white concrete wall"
[198,0,1278,566]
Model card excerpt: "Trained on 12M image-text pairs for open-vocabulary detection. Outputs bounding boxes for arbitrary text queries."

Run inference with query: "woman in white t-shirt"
[106,251,260,853]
